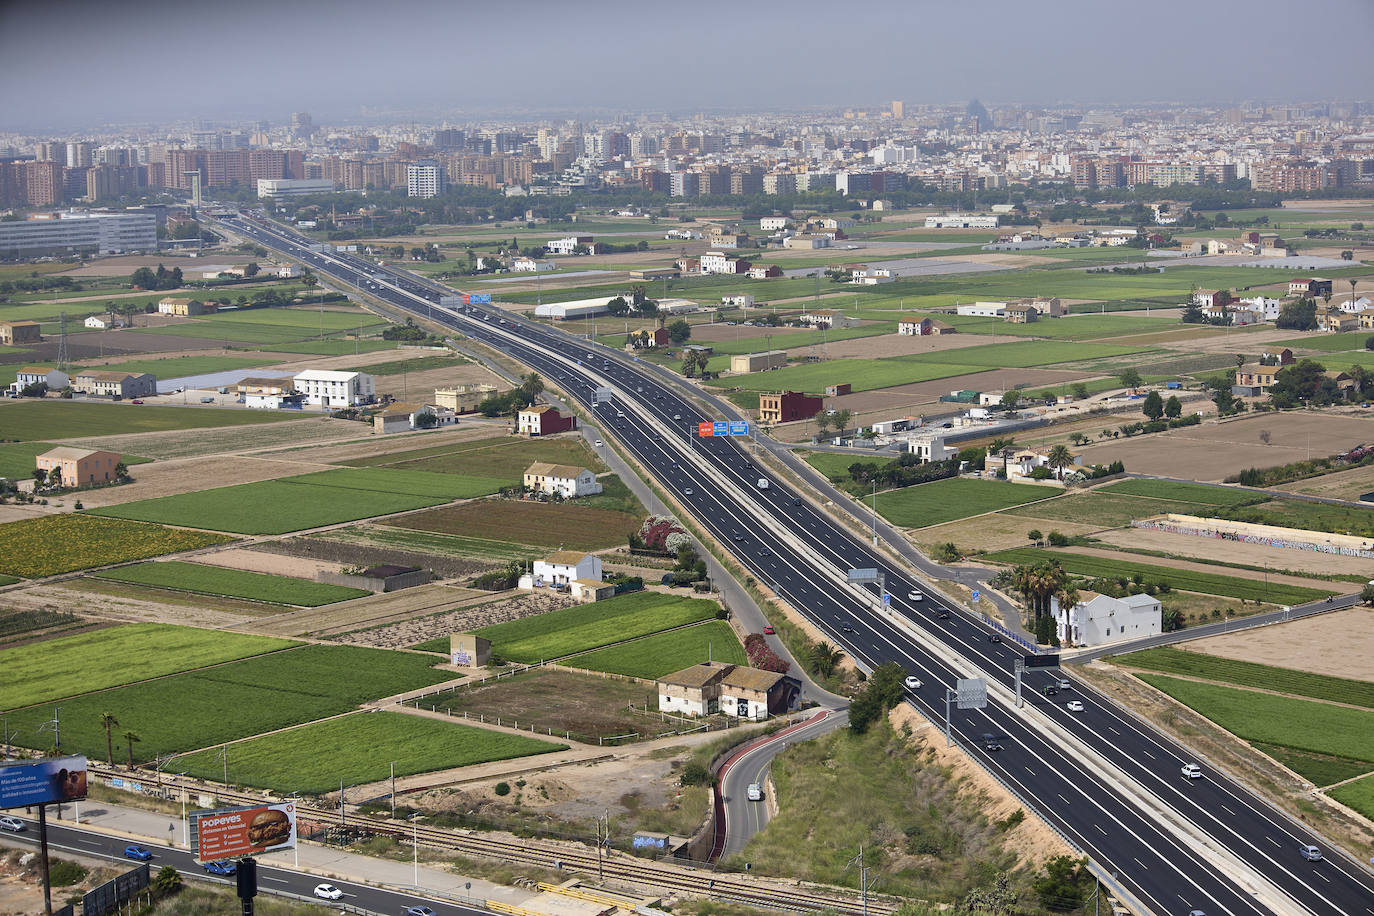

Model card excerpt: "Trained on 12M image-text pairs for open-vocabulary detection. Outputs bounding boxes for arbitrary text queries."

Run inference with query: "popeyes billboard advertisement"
[191,803,296,861]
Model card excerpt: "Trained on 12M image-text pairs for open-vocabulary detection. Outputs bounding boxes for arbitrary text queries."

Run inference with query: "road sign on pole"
[971,589,980,602]
[712,421,729,436]
[697,422,714,437]
[956,678,987,710]
[728,420,749,436]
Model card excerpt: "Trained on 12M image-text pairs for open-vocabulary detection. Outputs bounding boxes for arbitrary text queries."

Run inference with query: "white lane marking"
[1023,766,1034,777]
[260,876,290,884]
[1058,794,1069,804]
[1265,836,1280,846]
[1140,750,1155,761]
[1107,726,1120,736]
[1218,804,1235,816]
[1134,857,1148,870]
[1095,824,1107,835]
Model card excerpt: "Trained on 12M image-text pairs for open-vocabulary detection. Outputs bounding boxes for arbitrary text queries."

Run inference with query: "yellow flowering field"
[0,514,233,579]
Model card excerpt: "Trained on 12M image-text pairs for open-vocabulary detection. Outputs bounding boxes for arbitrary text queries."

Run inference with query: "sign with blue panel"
[713,421,729,436]
[729,421,749,436]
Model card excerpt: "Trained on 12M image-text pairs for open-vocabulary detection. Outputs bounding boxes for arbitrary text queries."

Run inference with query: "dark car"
[203,860,236,876]
[982,734,1005,751]
[989,634,1001,643]
[124,845,153,861]
[936,610,950,619]
[1043,685,1058,697]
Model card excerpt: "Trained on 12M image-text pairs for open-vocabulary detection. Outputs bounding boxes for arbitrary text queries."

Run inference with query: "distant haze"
[2,0,1372,130]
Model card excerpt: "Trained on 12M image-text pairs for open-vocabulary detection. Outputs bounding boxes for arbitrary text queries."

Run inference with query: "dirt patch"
[1180,606,1374,682]
[335,590,577,649]
[789,331,1005,361]
[1092,525,1374,578]
[1073,413,1374,482]
[72,455,331,507]
[55,254,255,277]
[1046,545,1339,593]
[270,422,509,465]
[239,582,482,637]
[432,668,661,742]
[7,580,265,628]
[1276,464,1374,502]
[257,535,498,580]
[913,514,1102,554]
[383,499,641,552]
[191,546,346,579]
[888,705,1071,867]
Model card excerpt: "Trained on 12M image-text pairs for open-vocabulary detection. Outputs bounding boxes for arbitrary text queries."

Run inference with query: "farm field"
[1097,479,1264,507]
[984,547,1334,605]
[0,400,304,441]
[564,620,746,678]
[0,441,150,480]
[316,525,537,564]
[427,667,665,743]
[251,339,400,356]
[1273,332,1371,353]
[346,435,602,482]
[2,644,451,763]
[0,623,294,710]
[73,355,276,380]
[475,591,720,664]
[92,561,371,607]
[88,466,493,535]
[1136,675,1374,784]
[875,477,1060,529]
[384,500,641,551]
[1329,774,1374,822]
[929,312,1177,341]
[1216,497,1374,540]
[349,355,466,376]
[0,514,233,579]
[1001,490,1230,527]
[1113,647,1374,709]
[176,711,565,794]
[805,451,889,481]
[708,358,982,394]
[131,308,389,346]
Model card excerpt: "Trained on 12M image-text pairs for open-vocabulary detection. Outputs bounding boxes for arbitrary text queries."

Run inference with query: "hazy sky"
[3,0,1372,131]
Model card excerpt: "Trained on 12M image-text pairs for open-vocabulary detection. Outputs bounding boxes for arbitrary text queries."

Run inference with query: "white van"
[757,478,769,490]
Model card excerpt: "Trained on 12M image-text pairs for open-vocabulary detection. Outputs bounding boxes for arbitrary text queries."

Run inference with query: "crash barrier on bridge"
[1134,513,1374,559]
[978,614,1039,654]
[487,899,552,916]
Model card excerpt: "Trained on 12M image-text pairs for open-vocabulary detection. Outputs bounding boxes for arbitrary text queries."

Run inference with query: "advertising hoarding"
[191,803,296,861]
[0,756,88,809]
[82,864,148,916]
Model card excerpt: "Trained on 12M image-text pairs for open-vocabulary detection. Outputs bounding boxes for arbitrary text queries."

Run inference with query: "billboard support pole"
[38,803,52,916]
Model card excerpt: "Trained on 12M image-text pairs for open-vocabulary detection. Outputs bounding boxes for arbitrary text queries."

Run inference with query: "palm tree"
[1045,444,1074,480]
[99,712,119,766]
[122,730,141,769]
[1054,584,1081,646]
[520,372,544,403]
[809,642,844,678]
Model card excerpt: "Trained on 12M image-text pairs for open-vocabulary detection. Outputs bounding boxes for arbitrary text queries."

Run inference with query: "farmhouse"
[1235,364,1280,394]
[1289,277,1333,298]
[372,402,456,434]
[1054,593,1161,648]
[83,315,124,330]
[657,662,793,720]
[1003,303,1039,323]
[797,309,859,329]
[0,321,41,345]
[1318,311,1359,333]
[531,550,602,586]
[236,376,297,409]
[157,297,214,317]
[35,446,121,488]
[523,462,602,498]
[898,317,956,336]
[9,366,68,394]
[434,384,500,413]
[71,370,156,399]
[293,369,376,407]
[759,390,823,424]
[517,405,577,436]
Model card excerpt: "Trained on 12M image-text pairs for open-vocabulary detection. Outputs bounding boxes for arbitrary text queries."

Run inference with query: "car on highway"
[903,675,922,690]
[1298,844,1322,861]
[1042,685,1058,697]
[763,625,775,635]
[1181,763,1203,779]
[0,816,24,832]
[746,784,763,801]
[594,439,603,447]
[988,634,1001,643]
[683,487,693,495]
[129,399,144,405]
[1058,679,1071,689]
[673,414,681,420]
[760,548,772,557]
[936,610,950,619]
[840,622,854,633]
[202,860,236,876]
[907,590,923,601]
[313,883,343,900]
[123,845,153,861]
[1065,700,1084,712]
[981,733,1005,751]
[404,907,437,916]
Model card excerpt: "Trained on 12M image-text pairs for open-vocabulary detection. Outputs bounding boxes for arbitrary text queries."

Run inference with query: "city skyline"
[3,0,1372,131]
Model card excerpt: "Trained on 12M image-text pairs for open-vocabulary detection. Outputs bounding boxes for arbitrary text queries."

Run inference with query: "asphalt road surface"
[221,213,1374,916]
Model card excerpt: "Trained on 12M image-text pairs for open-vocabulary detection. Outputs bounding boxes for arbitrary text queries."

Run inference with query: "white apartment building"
[546,237,587,255]
[406,161,445,199]
[256,178,337,199]
[0,210,156,259]
[292,370,376,407]
[759,217,790,231]
[511,257,556,272]
[925,213,999,229]
[699,251,739,275]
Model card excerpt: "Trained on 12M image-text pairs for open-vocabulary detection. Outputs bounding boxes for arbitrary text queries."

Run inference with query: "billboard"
[191,803,296,861]
[1024,654,1061,669]
[955,677,988,710]
[82,864,148,916]
[728,421,749,436]
[0,756,88,809]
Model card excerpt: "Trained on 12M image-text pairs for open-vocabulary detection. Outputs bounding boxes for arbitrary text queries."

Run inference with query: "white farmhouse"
[292,369,376,407]
[531,550,603,586]
[1054,593,1161,647]
[523,462,602,498]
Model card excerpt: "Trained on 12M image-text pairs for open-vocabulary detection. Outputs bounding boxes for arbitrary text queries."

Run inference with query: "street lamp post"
[871,481,878,546]
[409,813,426,887]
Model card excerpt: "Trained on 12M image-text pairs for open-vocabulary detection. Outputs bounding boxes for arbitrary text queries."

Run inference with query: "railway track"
[93,767,898,915]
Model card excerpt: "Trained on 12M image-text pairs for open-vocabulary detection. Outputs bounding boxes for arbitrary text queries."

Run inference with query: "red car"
[763,625,775,635]
[129,399,144,404]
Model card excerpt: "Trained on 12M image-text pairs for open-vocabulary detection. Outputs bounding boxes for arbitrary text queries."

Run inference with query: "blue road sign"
[713,421,729,436]
[972,589,980,602]
[469,293,492,304]
[882,593,891,605]
[729,421,749,436]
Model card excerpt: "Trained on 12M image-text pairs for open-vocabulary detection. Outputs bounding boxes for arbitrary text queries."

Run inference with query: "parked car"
[124,845,153,861]
[0,816,24,832]
[313,884,343,900]
[202,860,236,876]
[129,399,144,405]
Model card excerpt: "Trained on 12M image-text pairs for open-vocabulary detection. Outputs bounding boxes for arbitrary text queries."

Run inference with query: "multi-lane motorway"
[220,213,1374,916]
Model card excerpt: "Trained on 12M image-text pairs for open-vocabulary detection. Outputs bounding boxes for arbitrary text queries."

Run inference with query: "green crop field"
[1,623,294,710]
[316,526,537,564]
[89,467,495,535]
[350,355,465,376]
[176,711,564,794]
[384,499,640,551]
[984,547,1333,605]
[0,401,304,441]
[1137,675,1374,765]
[926,339,1150,368]
[933,313,1177,341]
[1329,773,1374,822]
[1272,332,1371,353]
[806,451,890,481]
[1113,647,1374,709]
[476,591,720,664]
[346,435,602,482]
[72,355,276,380]
[132,307,388,346]
[0,514,233,579]
[1098,479,1264,507]
[0,442,150,480]
[1214,498,1374,541]
[1251,743,1374,787]
[92,561,371,607]
[1001,491,1223,527]
[2,644,451,764]
[565,620,746,678]
[248,339,399,356]
[707,358,981,394]
[874,477,1060,528]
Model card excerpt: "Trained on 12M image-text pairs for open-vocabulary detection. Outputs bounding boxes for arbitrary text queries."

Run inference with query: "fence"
[1133,517,1374,559]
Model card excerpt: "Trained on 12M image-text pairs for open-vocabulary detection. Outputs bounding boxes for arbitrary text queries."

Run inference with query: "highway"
[220,213,1374,916]
[0,815,473,916]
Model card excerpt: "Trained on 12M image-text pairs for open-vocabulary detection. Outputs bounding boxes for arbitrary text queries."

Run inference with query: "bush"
[494,781,511,796]
[47,859,87,887]
[151,864,182,896]
[679,760,714,787]
[1046,530,1068,547]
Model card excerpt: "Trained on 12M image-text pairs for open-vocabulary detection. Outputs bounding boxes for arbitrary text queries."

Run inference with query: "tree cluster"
[130,264,184,290]
[848,662,907,734]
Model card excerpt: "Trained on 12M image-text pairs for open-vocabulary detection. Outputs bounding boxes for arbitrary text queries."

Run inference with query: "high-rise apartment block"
[407,160,445,198]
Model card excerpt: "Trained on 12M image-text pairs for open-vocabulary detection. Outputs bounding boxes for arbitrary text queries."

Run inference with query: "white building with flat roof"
[407,161,444,199]
[256,178,337,199]
[1054,593,1161,647]
[926,213,998,229]
[292,369,376,407]
[0,210,156,259]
